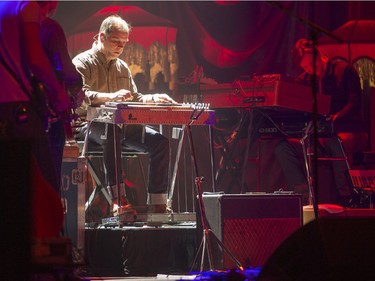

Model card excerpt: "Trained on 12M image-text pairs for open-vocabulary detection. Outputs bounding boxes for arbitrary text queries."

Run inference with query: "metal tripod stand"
[186,121,243,271]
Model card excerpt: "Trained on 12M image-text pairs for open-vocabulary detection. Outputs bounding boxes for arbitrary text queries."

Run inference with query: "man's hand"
[151,93,178,104]
[113,89,133,102]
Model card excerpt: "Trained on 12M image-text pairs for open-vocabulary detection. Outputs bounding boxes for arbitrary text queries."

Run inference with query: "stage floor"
[83,270,262,281]
[84,276,197,280]
[76,211,375,281]
[84,276,198,280]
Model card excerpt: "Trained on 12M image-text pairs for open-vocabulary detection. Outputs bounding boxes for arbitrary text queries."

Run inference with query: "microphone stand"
[300,121,318,208]
[310,30,320,219]
[187,107,243,272]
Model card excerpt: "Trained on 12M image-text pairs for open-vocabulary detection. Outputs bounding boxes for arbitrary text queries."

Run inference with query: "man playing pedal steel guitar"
[73,15,176,214]
[274,38,368,207]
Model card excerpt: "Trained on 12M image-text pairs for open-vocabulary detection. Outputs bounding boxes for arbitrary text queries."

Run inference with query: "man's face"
[100,28,129,61]
[300,53,324,78]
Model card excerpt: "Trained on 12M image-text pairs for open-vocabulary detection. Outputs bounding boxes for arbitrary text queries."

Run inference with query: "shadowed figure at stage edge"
[0,1,70,236]
[73,15,177,217]
[274,38,368,207]
[0,1,71,279]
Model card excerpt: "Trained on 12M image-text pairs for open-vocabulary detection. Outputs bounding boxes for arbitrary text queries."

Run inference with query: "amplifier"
[256,109,334,138]
[199,193,303,269]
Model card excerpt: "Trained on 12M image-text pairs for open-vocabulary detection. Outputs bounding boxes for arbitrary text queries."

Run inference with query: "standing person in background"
[38,0,83,192]
[73,15,177,214]
[274,38,368,207]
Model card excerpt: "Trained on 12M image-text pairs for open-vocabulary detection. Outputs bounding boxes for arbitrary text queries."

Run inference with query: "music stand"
[186,106,243,272]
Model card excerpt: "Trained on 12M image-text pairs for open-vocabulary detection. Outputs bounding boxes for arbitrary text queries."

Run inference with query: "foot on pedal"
[147,204,167,214]
[112,196,137,216]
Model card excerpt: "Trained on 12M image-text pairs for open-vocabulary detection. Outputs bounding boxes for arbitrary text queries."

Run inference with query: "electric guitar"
[32,77,76,140]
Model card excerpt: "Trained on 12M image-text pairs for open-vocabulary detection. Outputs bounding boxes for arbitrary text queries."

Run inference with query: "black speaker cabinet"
[199,193,303,269]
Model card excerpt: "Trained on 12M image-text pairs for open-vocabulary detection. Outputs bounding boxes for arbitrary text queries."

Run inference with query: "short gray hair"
[99,15,131,37]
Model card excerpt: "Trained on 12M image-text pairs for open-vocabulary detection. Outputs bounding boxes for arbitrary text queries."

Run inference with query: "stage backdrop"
[55,1,375,83]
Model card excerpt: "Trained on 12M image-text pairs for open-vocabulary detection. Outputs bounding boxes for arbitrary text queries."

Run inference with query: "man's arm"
[41,18,82,94]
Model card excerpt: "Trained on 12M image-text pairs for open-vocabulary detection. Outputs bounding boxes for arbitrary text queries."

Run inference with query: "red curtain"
[55,1,373,83]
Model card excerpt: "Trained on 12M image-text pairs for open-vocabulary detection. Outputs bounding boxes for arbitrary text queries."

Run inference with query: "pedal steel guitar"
[83,102,215,222]
[87,102,215,126]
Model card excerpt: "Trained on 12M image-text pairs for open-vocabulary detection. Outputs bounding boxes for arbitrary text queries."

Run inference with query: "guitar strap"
[0,54,49,128]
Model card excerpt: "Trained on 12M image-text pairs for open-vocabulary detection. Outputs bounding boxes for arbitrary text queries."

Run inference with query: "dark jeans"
[274,133,367,201]
[78,122,169,194]
[0,102,59,192]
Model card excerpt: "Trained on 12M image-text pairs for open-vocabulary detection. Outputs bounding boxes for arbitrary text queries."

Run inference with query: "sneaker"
[112,196,136,216]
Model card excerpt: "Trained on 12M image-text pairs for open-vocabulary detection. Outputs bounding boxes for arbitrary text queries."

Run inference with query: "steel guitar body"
[87,102,215,126]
